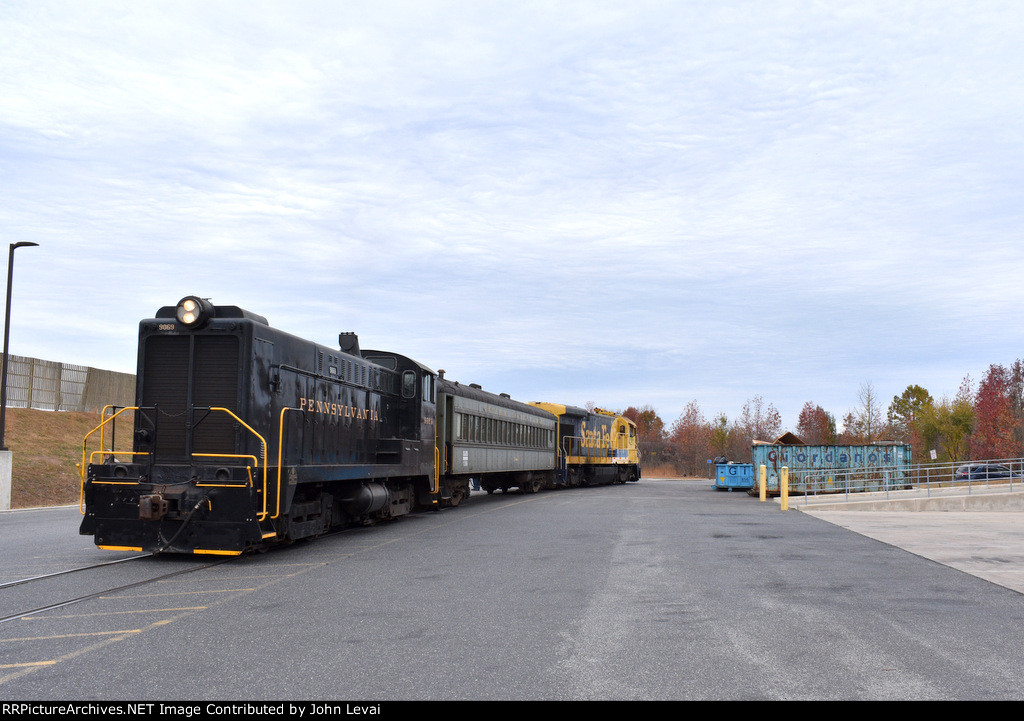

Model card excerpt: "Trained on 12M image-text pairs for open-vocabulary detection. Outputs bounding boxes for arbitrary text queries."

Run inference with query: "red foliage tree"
[622,405,669,468]
[669,400,712,477]
[971,364,1016,460]
[796,402,836,445]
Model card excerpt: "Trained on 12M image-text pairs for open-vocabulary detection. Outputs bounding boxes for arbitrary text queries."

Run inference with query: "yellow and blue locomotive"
[79,297,639,555]
[529,403,641,486]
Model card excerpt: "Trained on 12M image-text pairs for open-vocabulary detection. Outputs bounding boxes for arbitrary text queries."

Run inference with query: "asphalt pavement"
[786,484,1024,595]
[3,481,1024,700]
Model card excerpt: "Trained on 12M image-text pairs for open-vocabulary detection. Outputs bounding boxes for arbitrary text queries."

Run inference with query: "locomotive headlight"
[175,296,213,327]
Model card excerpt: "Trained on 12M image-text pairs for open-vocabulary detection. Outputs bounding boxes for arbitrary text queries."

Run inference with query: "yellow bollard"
[759,465,767,502]
[781,466,789,511]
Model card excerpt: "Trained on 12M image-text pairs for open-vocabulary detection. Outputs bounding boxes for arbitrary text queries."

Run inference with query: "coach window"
[402,370,416,398]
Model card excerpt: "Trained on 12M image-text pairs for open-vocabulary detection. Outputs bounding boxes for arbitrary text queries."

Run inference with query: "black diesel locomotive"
[79,297,640,555]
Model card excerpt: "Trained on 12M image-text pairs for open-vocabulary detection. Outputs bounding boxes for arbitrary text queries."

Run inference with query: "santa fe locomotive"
[78,297,641,555]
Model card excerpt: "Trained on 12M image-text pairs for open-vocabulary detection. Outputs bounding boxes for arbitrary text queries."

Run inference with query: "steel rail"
[0,557,233,625]
[0,553,153,590]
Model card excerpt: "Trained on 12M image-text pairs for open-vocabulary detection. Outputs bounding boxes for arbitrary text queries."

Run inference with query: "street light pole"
[0,242,38,451]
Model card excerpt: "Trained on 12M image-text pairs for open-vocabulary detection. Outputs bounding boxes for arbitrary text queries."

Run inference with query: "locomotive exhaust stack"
[339,332,360,356]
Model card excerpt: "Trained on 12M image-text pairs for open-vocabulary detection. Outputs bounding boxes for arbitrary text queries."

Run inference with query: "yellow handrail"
[208,407,268,519]
[193,453,259,487]
[88,450,150,466]
[80,406,139,513]
[80,406,269,516]
[432,420,439,495]
[276,407,304,521]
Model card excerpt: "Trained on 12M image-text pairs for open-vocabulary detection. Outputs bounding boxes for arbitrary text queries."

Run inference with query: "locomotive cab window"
[402,370,416,398]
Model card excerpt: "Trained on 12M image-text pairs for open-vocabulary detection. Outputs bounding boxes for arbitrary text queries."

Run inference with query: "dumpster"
[750,442,911,495]
[715,463,754,491]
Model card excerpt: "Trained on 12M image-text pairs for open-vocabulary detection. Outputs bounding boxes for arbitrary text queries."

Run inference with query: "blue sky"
[2,1,1023,431]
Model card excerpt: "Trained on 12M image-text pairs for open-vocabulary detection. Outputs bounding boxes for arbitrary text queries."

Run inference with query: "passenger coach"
[435,373,557,499]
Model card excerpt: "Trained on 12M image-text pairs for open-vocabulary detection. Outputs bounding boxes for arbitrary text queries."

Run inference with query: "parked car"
[954,463,1023,481]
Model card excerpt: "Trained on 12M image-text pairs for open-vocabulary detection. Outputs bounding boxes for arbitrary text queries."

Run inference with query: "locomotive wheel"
[522,479,541,494]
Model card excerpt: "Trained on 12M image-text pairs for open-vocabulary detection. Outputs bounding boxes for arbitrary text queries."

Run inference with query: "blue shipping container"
[715,463,754,491]
[750,443,912,494]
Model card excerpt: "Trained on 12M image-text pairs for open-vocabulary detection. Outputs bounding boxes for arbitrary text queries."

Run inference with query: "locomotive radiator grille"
[140,334,240,461]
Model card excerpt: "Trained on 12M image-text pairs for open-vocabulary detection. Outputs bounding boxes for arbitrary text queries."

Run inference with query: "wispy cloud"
[2,1,1023,429]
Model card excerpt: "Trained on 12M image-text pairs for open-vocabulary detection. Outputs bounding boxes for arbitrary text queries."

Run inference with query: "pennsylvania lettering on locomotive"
[299,397,380,422]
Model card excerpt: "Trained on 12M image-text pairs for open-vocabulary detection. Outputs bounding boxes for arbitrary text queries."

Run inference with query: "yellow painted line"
[101,588,256,599]
[1,629,141,643]
[0,540,368,686]
[19,607,207,620]
[193,549,243,556]
[1,627,151,686]
[1,660,57,669]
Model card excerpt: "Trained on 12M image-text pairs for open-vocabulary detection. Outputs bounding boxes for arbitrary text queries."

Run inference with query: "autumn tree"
[622,405,669,468]
[796,402,837,445]
[887,384,933,443]
[669,400,712,477]
[917,377,974,463]
[838,411,861,444]
[970,364,1016,460]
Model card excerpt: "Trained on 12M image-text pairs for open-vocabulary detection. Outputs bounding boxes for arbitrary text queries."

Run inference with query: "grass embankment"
[6,407,112,509]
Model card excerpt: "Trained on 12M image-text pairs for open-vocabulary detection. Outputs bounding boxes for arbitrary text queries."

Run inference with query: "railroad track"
[0,556,234,625]
[0,553,153,590]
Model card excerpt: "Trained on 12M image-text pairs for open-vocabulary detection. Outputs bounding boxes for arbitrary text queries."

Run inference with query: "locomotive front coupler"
[138,483,192,521]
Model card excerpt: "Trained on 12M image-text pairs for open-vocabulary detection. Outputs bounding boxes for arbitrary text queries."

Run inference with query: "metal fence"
[785,457,1024,503]
[2,354,134,413]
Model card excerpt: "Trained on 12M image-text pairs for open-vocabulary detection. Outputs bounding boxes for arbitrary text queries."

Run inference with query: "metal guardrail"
[785,457,1024,505]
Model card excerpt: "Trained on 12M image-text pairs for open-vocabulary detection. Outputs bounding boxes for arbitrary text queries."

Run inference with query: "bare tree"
[854,381,885,443]
[737,395,781,443]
